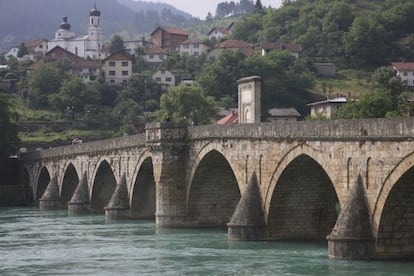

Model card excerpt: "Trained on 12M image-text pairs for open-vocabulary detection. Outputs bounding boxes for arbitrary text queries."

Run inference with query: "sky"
[151,0,283,18]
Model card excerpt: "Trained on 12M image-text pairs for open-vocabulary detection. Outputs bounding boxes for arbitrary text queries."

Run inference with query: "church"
[47,5,105,59]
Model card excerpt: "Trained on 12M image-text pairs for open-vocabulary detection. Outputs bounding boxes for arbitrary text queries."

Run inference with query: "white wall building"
[392,62,414,87]
[152,70,176,87]
[47,5,104,59]
[179,38,208,57]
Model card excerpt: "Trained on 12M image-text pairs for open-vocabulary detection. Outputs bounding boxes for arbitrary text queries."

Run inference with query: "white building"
[179,37,208,57]
[152,70,176,87]
[47,5,104,59]
[392,62,414,87]
[307,97,347,118]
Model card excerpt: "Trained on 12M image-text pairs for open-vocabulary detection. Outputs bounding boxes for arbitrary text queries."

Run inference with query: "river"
[1,207,414,275]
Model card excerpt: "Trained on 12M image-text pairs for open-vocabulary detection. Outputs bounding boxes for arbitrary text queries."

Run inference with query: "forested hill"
[0,0,193,51]
[232,0,414,68]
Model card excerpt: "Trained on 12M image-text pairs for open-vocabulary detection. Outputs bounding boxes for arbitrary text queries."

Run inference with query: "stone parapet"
[188,118,414,141]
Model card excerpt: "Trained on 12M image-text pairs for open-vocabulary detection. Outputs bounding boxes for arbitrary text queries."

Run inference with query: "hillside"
[0,0,193,51]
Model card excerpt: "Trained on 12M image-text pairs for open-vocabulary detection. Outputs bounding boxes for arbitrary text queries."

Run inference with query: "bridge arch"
[60,163,79,207]
[90,159,117,213]
[186,147,240,227]
[130,151,155,219]
[35,165,51,201]
[265,144,339,240]
[373,151,414,258]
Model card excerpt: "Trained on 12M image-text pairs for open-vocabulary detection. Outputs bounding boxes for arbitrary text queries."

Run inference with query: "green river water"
[1,208,414,275]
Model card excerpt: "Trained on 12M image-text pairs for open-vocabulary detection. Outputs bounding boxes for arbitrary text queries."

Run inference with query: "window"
[159,54,163,59]
[183,44,189,49]
[194,52,199,56]
[109,61,115,66]
[122,71,129,76]
[156,77,161,81]
[193,43,199,48]
[149,54,154,59]
[122,61,129,67]
[109,71,116,76]
[403,72,408,76]
[166,77,172,82]
[110,80,115,83]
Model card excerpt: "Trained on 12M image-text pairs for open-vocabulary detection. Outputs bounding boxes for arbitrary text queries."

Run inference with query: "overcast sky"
[151,0,283,18]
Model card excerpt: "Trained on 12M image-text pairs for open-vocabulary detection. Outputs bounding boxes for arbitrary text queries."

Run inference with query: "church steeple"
[87,3,103,58]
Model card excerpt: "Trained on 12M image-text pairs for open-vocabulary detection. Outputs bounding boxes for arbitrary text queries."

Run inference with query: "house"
[207,22,235,40]
[47,5,105,59]
[28,46,101,82]
[150,26,189,51]
[392,62,414,87]
[124,39,153,56]
[143,46,168,65]
[179,37,208,57]
[44,45,81,63]
[152,70,176,88]
[209,40,254,59]
[268,108,301,122]
[102,52,133,85]
[72,60,102,82]
[307,97,347,118]
[6,39,48,61]
[261,42,301,58]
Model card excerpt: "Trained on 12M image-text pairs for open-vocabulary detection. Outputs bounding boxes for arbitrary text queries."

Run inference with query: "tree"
[255,0,264,13]
[17,42,28,58]
[28,64,63,108]
[159,85,218,125]
[371,66,404,98]
[231,12,264,43]
[109,34,125,55]
[48,77,100,119]
[0,94,19,158]
[343,16,387,66]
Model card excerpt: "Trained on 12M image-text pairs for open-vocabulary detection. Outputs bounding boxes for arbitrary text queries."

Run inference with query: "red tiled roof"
[261,42,301,53]
[151,26,188,36]
[104,52,132,61]
[216,111,238,125]
[218,40,253,49]
[181,37,203,44]
[45,46,81,62]
[392,62,414,71]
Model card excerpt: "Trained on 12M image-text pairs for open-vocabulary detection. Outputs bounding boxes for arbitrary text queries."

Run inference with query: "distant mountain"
[0,0,193,52]
[117,0,193,20]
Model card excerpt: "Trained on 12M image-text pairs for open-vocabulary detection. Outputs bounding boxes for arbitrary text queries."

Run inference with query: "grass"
[312,69,372,99]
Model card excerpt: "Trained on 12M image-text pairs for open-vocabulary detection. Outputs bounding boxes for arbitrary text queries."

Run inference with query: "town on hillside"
[1,0,414,149]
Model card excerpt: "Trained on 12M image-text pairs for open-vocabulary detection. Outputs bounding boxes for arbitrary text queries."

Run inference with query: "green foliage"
[231,12,263,43]
[334,91,394,119]
[198,49,315,117]
[48,76,101,119]
[17,42,28,58]
[159,85,219,125]
[28,64,64,108]
[109,35,126,55]
[0,94,20,157]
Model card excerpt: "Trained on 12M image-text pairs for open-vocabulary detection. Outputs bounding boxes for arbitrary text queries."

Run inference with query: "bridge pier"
[105,174,130,221]
[39,174,61,210]
[146,122,188,228]
[228,172,266,240]
[68,172,91,215]
[327,175,375,259]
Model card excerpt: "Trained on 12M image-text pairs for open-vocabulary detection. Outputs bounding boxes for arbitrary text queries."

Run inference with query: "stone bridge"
[20,118,414,260]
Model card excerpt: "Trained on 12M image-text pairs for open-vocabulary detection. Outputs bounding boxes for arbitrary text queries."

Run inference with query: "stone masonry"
[20,118,414,259]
